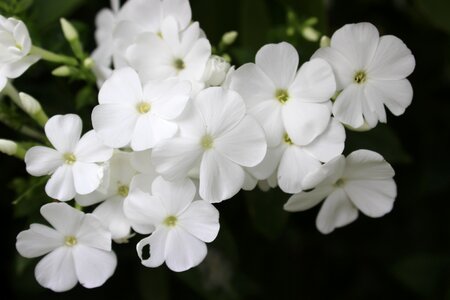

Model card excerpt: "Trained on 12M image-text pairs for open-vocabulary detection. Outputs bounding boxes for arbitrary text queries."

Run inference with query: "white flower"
[248,118,345,193]
[92,67,191,151]
[123,176,219,272]
[229,42,335,147]
[202,55,231,86]
[16,202,117,292]
[152,87,267,203]
[25,114,113,201]
[312,22,415,129]
[0,15,40,90]
[75,151,138,242]
[284,150,397,234]
[126,19,211,94]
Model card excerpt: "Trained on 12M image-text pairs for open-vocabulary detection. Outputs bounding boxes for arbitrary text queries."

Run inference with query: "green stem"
[2,81,21,107]
[31,46,78,66]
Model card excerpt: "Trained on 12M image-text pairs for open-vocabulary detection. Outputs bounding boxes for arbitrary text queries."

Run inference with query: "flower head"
[16,203,117,292]
[25,114,113,201]
[284,150,396,234]
[312,22,415,129]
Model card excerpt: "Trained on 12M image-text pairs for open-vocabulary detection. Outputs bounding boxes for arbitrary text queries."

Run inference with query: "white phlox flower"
[92,67,191,151]
[75,150,138,242]
[152,86,267,203]
[25,114,113,201]
[284,149,397,234]
[16,203,117,292]
[126,18,211,94]
[0,15,40,90]
[248,118,345,194]
[312,22,415,129]
[229,42,336,147]
[123,176,220,272]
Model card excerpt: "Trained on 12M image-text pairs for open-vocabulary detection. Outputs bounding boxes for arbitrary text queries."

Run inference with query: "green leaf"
[244,188,290,240]
[416,0,450,34]
[14,0,34,14]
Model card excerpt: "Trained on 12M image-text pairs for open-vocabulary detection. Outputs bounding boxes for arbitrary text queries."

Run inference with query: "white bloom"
[16,203,117,292]
[123,176,219,272]
[249,118,345,193]
[75,151,138,242]
[0,15,40,90]
[284,150,396,234]
[312,22,415,129]
[229,42,335,147]
[126,19,211,94]
[202,55,231,86]
[25,114,113,201]
[92,67,191,151]
[152,87,267,203]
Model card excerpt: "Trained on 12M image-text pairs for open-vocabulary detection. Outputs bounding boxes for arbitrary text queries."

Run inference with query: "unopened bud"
[320,35,331,48]
[202,55,231,87]
[345,121,371,132]
[52,66,72,77]
[60,18,79,41]
[221,31,238,46]
[18,92,41,115]
[301,27,320,42]
[0,139,18,156]
[83,57,95,69]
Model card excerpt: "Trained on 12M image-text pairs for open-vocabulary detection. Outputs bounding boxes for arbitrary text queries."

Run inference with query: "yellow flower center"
[275,89,289,104]
[283,133,293,145]
[63,153,76,165]
[201,134,214,150]
[163,215,178,227]
[354,70,367,84]
[64,235,77,247]
[137,102,151,114]
[117,185,129,197]
[174,58,185,71]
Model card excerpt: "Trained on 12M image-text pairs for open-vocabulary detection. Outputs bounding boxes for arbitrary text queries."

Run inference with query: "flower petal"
[137,227,169,268]
[278,146,322,194]
[368,35,415,80]
[93,197,131,241]
[77,214,111,251]
[312,47,354,90]
[215,115,267,167]
[330,22,379,69]
[255,42,299,88]
[16,224,63,258]
[152,137,203,181]
[45,114,82,153]
[123,189,164,234]
[74,130,113,163]
[165,227,207,272]
[73,245,117,289]
[282,101,331,146]
[316,188,359,234]
[163,0,192,29]
[40,202,84,235]
[151,176,196,216]
[91,103,139,148]
[25,146,63,176]
[290,58,336,103]
[72,162,103,195]
[178,200,220,242]
[130,173,157,194]
[35,247,78,292]
[344,179,396,218]
[98,67,143,104]
[248,100,284,147]
[45,165,76,201]
[283,185,333,212]
[302,155,346,190]
[130,115,178,151]
[194,87,245,136]
[229,63,276,108]
[1,55,40,78]
[344,149,395,180]
[332,84,365,128]
[303,118,345,162]
[247,144,286,180]
[131,150,154,174]
[199,150,244,203]
[365,79,413,117]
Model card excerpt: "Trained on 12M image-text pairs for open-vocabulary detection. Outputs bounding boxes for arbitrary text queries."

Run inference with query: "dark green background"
[2,0,450,299]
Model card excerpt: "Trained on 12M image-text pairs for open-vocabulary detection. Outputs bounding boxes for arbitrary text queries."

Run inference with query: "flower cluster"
[3,0,415,293]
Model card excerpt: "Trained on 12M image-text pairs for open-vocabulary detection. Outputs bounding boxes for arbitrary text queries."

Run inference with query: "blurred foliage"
[1,0,450,299]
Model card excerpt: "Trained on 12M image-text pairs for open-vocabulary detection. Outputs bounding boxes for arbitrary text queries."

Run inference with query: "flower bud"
[221,31,238,46]
[18,92,42,115]
[202,55,231,87]
[52,66,72,77]
[301,27,320,42]
[60,18,79,41]
[0,139,18,156]
[320,35,331,48]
